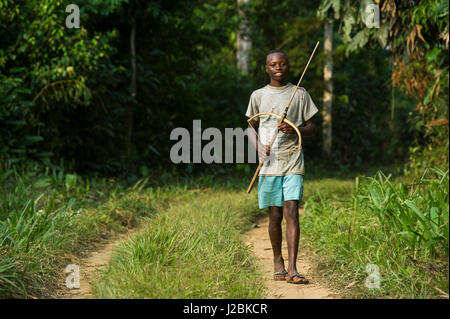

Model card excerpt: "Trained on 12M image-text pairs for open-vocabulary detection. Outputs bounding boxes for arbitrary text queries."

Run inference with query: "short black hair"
[266,49,289,64]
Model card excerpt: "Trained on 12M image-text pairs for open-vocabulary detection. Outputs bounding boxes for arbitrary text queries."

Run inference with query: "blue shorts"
[258,174,303,209]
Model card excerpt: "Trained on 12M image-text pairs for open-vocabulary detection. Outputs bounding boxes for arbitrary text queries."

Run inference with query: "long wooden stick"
[246,162,263,193]
[246,41,320,194]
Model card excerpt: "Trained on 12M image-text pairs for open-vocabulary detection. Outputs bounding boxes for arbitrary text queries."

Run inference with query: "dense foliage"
[317,0,449,175]
[0,0,248,175]
[0,0,447,175]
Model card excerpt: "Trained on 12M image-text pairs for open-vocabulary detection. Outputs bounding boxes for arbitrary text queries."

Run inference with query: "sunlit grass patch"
[93,189,265,299]
[300,168,449,298]
[0,167,189,298]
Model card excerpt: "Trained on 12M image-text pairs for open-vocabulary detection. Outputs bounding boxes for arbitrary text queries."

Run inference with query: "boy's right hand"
[248,123,270,163]
[259,142,269,162]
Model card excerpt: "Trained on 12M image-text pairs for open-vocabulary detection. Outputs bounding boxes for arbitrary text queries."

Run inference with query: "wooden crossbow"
[246,41,320,194]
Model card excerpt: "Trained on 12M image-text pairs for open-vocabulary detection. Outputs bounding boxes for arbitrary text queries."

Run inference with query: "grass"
[1,160,448,299]
[0,163,265,299]
[300,167,449,299]
[0,165,186,298]
[93,187,266,298]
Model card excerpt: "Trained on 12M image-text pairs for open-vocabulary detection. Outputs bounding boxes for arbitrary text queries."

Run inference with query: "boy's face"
[265,53,289,84]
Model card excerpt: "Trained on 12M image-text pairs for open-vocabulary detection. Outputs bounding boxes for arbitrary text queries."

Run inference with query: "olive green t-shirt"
[245,83,318,176]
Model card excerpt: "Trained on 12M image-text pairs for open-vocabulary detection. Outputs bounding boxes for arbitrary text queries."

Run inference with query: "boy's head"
[265,50,289,85]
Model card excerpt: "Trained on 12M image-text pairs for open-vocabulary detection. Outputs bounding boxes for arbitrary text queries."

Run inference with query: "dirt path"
[57,212,338,299]
[243,213,339,299]
[58,230,137,299]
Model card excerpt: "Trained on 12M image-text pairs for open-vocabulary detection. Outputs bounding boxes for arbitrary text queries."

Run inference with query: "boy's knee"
[284,200,299,221]
[269,207,283,222]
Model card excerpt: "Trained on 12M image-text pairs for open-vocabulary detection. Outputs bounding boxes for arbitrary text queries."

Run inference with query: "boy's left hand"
[278,122,295,134]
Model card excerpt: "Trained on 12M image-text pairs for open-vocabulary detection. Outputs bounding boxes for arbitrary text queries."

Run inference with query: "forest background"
[1,0,447,177]
[0,0,448,299]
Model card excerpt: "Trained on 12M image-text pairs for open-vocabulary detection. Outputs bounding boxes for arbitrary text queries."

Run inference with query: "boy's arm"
[278,119,317,137]
[247,119,259,148]
[248,119,268,161]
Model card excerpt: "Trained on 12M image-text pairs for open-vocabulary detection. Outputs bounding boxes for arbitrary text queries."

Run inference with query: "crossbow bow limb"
[246,41,320,194]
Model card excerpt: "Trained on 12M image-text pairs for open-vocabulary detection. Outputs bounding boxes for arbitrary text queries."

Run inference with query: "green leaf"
[37,152,54,158]
[331,0,341,19]
[342,11,356,38]
[429,207,440,229]
[432,0,449,18]
[404,200,429,226]
[9,67,27,74]
[374,24,389,48]
[24,135,44,144]
[33,178,52,189]
[317,0,333,19]
[148,145,161,156]
[4,120,26,126]
[423,87,433,105]
[345,29,370,56]
[426,47,440,63]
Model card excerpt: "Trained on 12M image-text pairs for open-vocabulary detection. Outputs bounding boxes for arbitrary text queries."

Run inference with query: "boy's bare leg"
[268,206,286,273]
[284,200,300,277]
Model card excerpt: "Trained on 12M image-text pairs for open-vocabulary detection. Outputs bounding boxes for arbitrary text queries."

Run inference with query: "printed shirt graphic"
[245,83,318,176]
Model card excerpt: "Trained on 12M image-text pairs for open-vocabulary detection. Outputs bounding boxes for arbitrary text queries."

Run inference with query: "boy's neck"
[269,80,288,87]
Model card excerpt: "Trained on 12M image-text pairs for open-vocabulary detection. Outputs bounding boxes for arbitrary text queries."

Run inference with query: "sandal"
[273,270,288,281]
[286,273,309,284]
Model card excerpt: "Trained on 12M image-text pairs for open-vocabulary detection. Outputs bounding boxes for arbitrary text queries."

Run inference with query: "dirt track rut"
[243,213,339,299]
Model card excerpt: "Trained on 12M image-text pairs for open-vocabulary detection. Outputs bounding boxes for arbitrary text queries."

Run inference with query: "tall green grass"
[356,168,448,258]
[4,160,445,299]
[0,165,171,298]
[93,188,266,299]
[301,168,449,298]
[0,163,264,298]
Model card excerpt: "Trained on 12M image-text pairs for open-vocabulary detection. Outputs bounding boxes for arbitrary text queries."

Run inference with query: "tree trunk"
[127,21,137,160]
[322,21,333,155]
[237,0,251,75]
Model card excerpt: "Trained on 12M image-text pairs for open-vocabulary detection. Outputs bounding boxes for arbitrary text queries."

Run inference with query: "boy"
[246,50,318,284]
